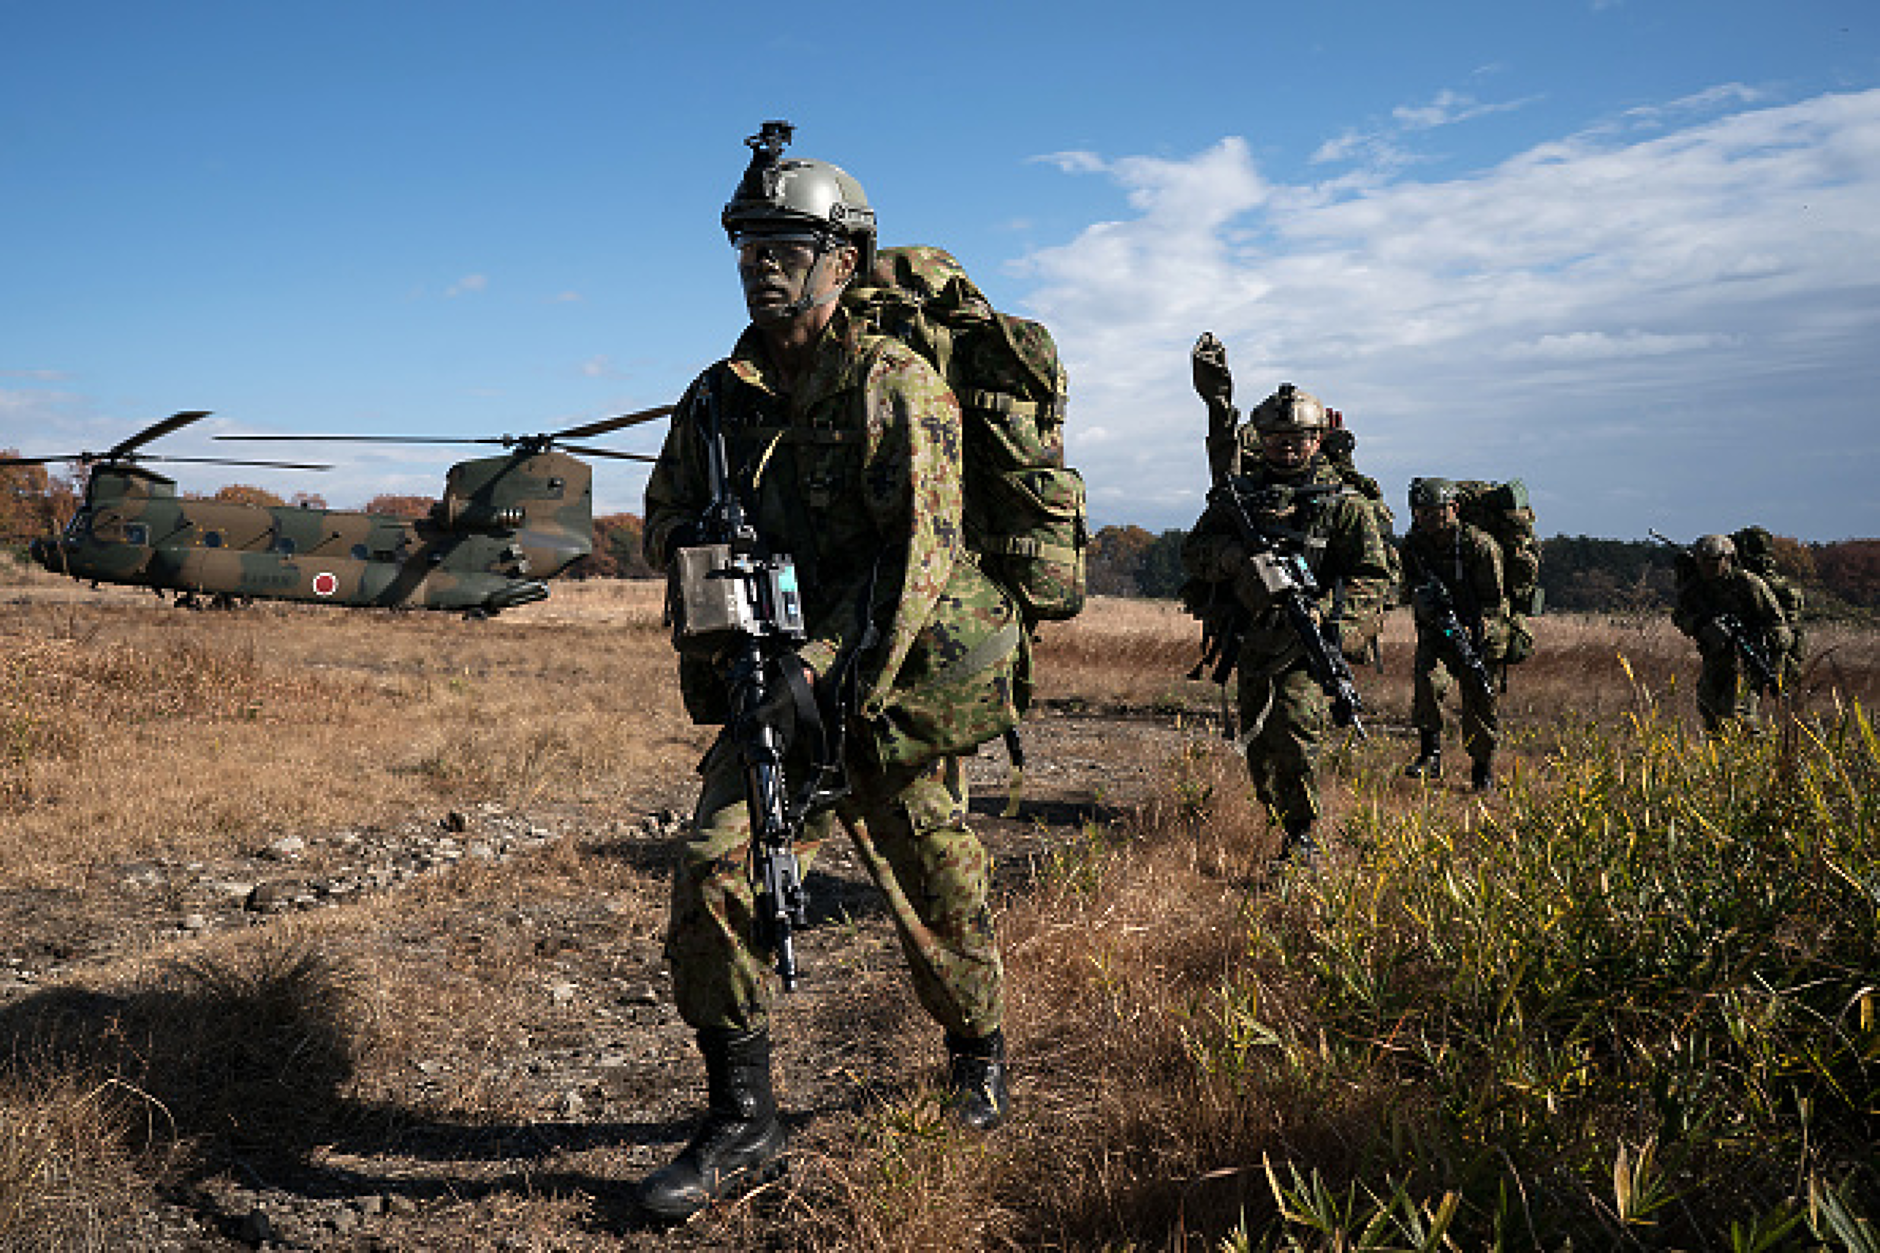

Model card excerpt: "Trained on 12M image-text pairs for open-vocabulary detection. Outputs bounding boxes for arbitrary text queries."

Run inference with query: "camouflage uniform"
[1403,522,1508,768]
[644,306,1019,1039]
[1180,459,1393,831]
[1671,563,1791,732]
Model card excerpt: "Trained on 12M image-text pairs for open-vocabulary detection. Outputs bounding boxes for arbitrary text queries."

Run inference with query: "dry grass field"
[2,556,1876,1250]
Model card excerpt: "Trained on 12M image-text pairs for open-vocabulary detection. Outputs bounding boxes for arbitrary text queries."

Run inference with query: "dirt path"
[1,705,1195,1251]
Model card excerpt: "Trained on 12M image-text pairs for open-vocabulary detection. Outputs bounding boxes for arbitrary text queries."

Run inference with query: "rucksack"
[1322,420,1403,597]
[844,246,1087,625]
[1452,479,1542,663]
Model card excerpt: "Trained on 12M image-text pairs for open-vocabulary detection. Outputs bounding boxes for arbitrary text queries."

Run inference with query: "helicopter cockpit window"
[203,531,224,549]
[546,476,565,499]
[351,543,370,561]
[63,514,91,541]
[271,536,296,555]
[124,523,149,546]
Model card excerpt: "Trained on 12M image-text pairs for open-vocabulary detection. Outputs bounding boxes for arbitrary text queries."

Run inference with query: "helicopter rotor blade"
[549,404,676,442]
[139,455,335,471]
[0,455,68,467]
[211,405,674,461]
[215,434,506,446]
[106,410,212,461]
[558,444,659,463]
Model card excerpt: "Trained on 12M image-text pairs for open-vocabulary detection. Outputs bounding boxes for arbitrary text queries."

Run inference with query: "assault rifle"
[1713,612,1781,695]
[669,380,832,992]
[1191,480,1367,738]
[1412,576,1496,702]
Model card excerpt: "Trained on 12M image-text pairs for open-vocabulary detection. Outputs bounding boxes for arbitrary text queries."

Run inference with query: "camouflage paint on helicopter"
[13,409,667,615]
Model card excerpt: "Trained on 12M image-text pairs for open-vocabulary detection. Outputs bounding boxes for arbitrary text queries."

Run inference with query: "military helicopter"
[7,407,669,615]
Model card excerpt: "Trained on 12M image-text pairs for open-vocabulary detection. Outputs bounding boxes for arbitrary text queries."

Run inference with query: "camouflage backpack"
[844,246,1087,625]
[1322,418,1403,595]
[1453,479,1542,663]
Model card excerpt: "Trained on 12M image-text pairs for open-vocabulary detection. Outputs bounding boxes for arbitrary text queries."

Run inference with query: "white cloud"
[445,274,489,297]
[1018,88,1880,540]
[1392,88,1533,131]
[1502,330,1736,361]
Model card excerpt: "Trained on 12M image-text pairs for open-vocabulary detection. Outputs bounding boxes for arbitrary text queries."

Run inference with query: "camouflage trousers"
[1410,635,1499,763]
[1696,649,1762,733]
[665,739,1003,1038]
[1236,659,1326,829]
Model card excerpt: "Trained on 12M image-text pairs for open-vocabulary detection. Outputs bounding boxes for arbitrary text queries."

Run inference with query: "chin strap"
[752,242,848,325]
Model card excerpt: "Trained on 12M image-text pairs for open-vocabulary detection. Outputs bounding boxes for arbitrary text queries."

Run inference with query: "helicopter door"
[269,508,332,556]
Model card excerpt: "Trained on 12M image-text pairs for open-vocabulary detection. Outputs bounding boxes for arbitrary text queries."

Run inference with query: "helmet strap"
[754,239,850,324]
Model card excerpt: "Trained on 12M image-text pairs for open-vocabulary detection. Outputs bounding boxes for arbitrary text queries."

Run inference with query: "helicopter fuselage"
[29,451,595,614]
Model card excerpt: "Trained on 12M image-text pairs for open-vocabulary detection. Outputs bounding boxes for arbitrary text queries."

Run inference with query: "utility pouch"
[861,560,1029,775]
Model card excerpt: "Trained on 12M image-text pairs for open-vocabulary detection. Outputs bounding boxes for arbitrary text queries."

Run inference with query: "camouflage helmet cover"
[1248,383,1329,435]
[1409,477,1458,509]
[1693,533,1736,561]
[723,122,877,273]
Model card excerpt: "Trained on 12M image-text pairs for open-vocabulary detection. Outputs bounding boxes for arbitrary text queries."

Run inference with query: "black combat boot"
[945,1029,1011,1131]
[635,1027,788,1222]
[1470,757,1495,792]
[1276,816,1320,866]
[1404,730,1442,779]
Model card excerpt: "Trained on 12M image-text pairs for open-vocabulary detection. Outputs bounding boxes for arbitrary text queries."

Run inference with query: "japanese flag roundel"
[312,571,339,597]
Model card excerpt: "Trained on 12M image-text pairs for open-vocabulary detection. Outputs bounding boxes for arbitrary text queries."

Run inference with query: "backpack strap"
[979,532,1082,563]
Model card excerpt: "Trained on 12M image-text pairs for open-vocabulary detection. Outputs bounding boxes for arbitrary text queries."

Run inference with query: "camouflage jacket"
[1403,522,1508,652]
[1672,568,1792,654]
[644,308,1025,769]
[1180,456,1394,670]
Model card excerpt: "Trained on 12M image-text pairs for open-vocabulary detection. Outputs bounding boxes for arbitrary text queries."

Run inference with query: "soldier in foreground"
[1181,374,1393,862]
[1671,533,1791,733]
[636,125,1023,1220]
[1400,478,1508,790]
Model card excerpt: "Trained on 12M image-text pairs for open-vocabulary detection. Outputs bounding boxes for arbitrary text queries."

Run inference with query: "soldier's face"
[1260,430,1321,471]
[735,234,855,324]
[1415,503,1459,533]
[1698,554,1731,579]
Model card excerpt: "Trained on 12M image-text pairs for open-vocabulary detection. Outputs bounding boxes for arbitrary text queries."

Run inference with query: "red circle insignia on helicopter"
[312,572,339,597]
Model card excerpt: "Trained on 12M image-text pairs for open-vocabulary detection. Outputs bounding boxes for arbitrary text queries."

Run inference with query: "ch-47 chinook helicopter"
[8,406,669,615]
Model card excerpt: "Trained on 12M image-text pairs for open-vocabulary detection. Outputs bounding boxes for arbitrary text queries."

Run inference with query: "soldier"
[1400,478,1508,790]
[634,125,1021,1221]
[1671,534,1792,732]
[1180,381,1394,862]
[1733,525,1806,689]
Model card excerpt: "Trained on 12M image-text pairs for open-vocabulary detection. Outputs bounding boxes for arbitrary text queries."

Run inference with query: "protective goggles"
[731,231,835,265]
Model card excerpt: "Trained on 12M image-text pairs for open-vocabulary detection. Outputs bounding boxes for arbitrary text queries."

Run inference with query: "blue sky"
[4,1,1876,541]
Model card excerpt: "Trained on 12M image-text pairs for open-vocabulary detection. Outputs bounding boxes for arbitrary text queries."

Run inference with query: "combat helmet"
[1408,477,1458,510]
[722,120,877,275]
[1248,383,1329,435]
[1693,534,1736,561]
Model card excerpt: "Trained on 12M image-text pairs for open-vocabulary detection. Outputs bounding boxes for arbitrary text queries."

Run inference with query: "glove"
[1192,332,1233,413]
